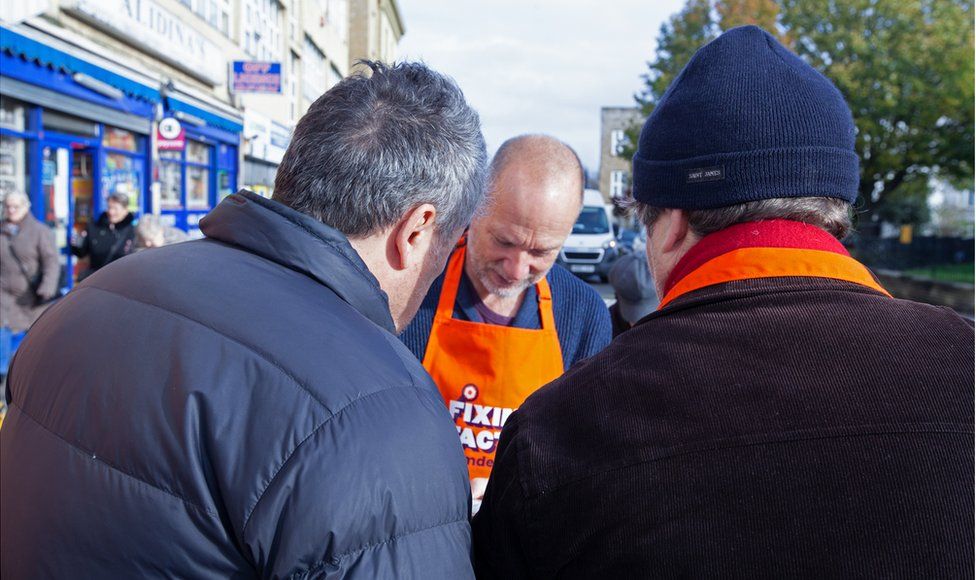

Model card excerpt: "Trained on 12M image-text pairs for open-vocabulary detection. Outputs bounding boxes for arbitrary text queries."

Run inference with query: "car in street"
[616,227,641,254]
[557,189,619,282]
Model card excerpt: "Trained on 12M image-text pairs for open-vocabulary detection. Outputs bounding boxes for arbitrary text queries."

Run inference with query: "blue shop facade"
[0,24,243,288]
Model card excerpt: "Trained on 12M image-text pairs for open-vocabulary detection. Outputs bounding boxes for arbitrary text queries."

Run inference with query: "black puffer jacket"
[1,191,473,578]
[71,210,135,272]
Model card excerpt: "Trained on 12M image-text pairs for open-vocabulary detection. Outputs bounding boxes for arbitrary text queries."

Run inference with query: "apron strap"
[536,276,556,332]
[434,245,466,321]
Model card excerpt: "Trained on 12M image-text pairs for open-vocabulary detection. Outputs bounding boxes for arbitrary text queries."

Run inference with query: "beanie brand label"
[686,166,725,184]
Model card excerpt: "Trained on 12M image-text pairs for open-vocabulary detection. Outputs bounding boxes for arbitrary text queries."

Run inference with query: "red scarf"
[658,220,891,309]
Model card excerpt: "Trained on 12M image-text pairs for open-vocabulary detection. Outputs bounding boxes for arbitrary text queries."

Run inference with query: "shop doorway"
[71,150,95,283]
[39,144,72,292]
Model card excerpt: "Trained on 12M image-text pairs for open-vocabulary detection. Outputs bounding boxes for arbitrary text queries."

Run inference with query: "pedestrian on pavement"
[0,191,60,333]
[1,61,488,579]
[400,134,612,510]
[607,248,656,336]
[133,213,188,251]
[473,26,974,578]
[71,191,136,279]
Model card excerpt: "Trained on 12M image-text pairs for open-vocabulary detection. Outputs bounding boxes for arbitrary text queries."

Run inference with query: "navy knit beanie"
[631,25,859,209]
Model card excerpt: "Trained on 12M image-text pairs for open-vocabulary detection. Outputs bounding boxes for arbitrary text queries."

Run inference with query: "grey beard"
[476,268,541,299]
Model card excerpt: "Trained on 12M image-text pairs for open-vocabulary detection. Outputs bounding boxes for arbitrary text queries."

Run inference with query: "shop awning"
[165,84,244,135]
[0,25,161,103]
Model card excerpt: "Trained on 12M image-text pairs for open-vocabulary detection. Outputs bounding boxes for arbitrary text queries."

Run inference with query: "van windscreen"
[573,207,610,235]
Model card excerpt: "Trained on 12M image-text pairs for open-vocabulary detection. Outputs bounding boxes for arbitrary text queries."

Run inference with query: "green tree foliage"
[779,0,974,219]
[875,176,931,225]
[622,0,975,230]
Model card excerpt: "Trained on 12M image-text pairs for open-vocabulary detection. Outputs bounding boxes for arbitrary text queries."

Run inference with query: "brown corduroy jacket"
[473,276,974,579]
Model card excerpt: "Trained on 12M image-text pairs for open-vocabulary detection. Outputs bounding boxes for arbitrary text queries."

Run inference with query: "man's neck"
[464,257,527,318]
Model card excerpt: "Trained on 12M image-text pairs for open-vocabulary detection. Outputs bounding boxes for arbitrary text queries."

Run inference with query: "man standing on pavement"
[400,134,612,508]
[473,26,973,577]
[1,61,487,579]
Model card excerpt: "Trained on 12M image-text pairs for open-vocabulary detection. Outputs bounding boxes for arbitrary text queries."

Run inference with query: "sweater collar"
[660,220,888,308]
[199,190,395,333]
[664,220,848,296]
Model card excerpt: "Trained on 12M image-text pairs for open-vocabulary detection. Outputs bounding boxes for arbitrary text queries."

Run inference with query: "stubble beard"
[473,264,543,299]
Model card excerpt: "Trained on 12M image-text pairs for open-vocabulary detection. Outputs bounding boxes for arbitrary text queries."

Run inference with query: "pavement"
[586,279,615,306]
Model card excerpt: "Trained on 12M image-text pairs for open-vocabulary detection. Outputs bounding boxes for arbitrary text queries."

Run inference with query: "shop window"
[0,135,28,203]
[159,154,183,209]
[102,127,139,153]
[187,140,211,165]
[186,166,210,209]
[98,126,144,213]
[0,96,28,133]
[159,139,221,211]
[102,153,143,212]
[217,143,237,202]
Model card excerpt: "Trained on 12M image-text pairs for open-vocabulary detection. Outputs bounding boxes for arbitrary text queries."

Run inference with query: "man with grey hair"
[2,61,487,578]
[473,27,972,577]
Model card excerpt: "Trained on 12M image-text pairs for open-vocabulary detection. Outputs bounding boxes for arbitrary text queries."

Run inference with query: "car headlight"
[603,239,617,250]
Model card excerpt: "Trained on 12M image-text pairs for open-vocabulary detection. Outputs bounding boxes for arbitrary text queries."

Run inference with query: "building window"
[326,63,342,90]
[325,0,348,44]
[289,0,300,44]
[303,36,326,101]
[242,0,282,58]
[610,129,626,156]
[289,52,300,121]
[182,0,230,35]
[610,170,626,198]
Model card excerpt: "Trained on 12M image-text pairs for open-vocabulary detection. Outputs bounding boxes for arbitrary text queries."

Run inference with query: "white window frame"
[610,170,626,198]
[610,129,625,156]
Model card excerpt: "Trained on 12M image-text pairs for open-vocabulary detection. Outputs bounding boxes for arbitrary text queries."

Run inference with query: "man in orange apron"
[400,135,613,507]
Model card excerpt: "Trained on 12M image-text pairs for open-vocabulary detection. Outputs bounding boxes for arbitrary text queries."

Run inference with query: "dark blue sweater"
[399,264,612,371]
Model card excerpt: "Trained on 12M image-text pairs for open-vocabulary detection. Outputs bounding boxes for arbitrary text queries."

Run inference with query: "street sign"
[231,61,282,94]
[157,117,186,151]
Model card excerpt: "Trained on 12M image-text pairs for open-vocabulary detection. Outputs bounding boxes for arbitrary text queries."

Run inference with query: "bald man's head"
[465,134,585,300]
[489,134,585,199]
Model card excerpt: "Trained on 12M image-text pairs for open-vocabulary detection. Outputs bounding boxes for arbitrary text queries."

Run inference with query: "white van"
[557,189,618,282]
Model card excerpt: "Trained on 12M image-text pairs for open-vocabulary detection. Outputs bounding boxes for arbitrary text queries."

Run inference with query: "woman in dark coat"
[72,192,135,277]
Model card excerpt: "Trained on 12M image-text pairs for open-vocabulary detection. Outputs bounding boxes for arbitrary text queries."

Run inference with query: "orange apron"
[422,244,564,482]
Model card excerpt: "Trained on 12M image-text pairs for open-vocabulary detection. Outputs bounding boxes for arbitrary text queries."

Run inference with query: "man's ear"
[389,203,438,271]
[660,208,690,254]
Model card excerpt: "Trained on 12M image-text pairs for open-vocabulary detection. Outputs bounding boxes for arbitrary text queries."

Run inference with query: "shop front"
[0,24,158,289]
[242,109,290,198]
[156,87,242,237]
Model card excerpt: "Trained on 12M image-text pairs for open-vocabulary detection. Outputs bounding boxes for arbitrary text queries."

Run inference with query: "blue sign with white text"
[232,61,282,93]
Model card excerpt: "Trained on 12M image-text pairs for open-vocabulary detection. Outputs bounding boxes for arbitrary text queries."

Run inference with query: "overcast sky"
[397,0,686,177]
